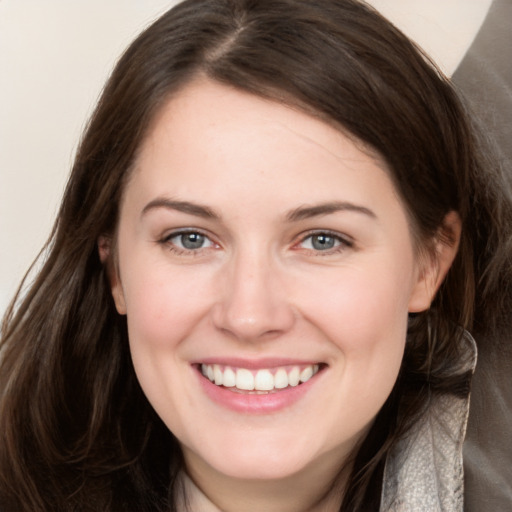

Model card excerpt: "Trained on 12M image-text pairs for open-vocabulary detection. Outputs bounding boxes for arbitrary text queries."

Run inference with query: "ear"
[408,211,461,313]
[98,235,127,315]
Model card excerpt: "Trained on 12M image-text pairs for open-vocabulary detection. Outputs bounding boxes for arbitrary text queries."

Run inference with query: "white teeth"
[236,368,255,391]
[213,364,223,385]
[223,367,236,387]
[201,363,321,392]
[254,369,274,391]
[288,367,300,387]
[300,366,313,383]
[274,368,289,389]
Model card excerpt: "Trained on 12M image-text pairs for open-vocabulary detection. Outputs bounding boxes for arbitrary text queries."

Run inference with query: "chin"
[183,428,348,483]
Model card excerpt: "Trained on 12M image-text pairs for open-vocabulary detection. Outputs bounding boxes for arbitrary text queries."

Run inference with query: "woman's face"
[109,79,436,484]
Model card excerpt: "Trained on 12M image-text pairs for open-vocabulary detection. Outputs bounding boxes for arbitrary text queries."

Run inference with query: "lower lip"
[196,367,322,414]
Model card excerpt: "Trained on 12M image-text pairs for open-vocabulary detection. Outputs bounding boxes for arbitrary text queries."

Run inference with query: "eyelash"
[158,229,353,256]
[294,230,354,255]
[158,229,218,255]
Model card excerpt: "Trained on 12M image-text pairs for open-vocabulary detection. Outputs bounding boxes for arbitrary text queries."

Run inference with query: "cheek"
[121,258,215,350]
[294,260,412,408]
[299,263,412,350]
[315,277,409,441]
[120,263,215,425]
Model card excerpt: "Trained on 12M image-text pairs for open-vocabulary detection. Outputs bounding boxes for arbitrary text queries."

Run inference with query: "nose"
[212,249,296,342]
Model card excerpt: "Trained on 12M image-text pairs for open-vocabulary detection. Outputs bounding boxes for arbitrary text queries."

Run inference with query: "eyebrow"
[141,198,220,219]
[141,197,376,222]
[286,201,376,222]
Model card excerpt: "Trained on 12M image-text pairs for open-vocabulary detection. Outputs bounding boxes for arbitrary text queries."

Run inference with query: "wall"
[0,0,180,313]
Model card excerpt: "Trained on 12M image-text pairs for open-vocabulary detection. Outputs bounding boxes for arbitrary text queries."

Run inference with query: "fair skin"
[101,79,459,511]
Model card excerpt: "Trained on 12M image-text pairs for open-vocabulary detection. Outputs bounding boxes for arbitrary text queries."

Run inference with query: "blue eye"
[167,231,214,251]
[299,232,351,252]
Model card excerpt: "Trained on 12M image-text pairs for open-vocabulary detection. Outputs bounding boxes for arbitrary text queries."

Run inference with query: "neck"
[179,448,351,512]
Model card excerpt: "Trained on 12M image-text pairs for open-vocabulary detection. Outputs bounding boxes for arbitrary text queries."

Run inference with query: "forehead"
[123,79,406,229]
[145,79,372,155]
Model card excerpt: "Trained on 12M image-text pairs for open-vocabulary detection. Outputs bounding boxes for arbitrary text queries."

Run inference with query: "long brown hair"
[1,0,511,510]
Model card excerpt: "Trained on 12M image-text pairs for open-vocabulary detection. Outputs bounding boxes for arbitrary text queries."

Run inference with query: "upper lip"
[193,357,324,369]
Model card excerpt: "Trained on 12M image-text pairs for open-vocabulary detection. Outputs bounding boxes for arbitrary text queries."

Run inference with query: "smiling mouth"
[200,363,322,394]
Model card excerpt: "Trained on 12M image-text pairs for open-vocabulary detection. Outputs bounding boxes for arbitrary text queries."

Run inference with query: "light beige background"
[0,0,492,314]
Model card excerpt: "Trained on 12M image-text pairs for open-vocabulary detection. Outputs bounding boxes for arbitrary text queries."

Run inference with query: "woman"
[1,0,511,510]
